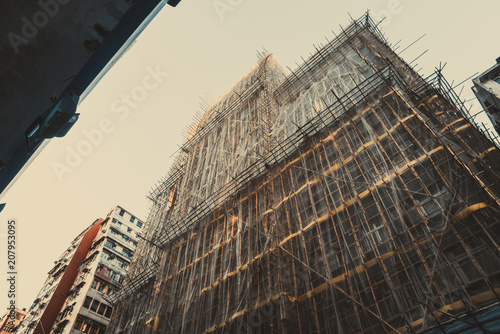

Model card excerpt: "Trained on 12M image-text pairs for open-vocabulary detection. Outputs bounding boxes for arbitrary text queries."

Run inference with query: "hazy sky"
[1,0,499,312]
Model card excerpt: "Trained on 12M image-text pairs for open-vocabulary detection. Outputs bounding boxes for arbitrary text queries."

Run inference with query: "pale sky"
[1,0,499,312]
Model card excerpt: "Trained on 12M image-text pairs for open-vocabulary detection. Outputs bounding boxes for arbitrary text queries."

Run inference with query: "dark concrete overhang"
[0,0,182,196]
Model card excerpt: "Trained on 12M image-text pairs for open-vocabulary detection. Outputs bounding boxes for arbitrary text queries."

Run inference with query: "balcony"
[109,219,139,238]
[106,232,137,250]
[99,256,128,276]
[77,308,110,327]
[95,264,125,288]
[103,243,132,263]
[86,287,113,303]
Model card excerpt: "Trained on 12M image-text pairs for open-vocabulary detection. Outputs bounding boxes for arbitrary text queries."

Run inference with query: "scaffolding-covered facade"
[106,14,500,334]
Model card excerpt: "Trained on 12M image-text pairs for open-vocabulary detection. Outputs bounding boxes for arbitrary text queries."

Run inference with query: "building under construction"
[106,14,500,333]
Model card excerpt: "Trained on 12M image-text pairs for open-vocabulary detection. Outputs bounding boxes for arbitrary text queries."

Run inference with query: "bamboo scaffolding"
[106,13,500,334]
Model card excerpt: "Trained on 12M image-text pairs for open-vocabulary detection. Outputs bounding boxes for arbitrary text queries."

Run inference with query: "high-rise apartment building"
[17,206,144,334]
[107,14,500,333]
[472,57,500,136]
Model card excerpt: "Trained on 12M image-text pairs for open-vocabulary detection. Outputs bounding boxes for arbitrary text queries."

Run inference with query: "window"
[90,299,99,312]
[130,216,135,223]
[83,296,92,309]
[137,221,143,228]
[58,304,73,321]
[97,265,107,276]
[81,297,114,319]
[3,323,16,332]
[76,318,106,334]
[97,303,106,316]
[91,280,98,290]
[69,286,81,301]
[105,241,116,250]
[74,319,83,331]
[48,263,60,275]
[494,75,500,85]
[81,252,98,267]
[105,306,113,318]
[127,227,132,233]
[81,322,91,334]
[119,209,124,216]
[122,249,132,259]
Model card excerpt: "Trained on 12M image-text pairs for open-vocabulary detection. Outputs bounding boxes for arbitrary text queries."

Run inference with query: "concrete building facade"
[16,206,144,334]
[472,57,500,136]
[106,14,500,334]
